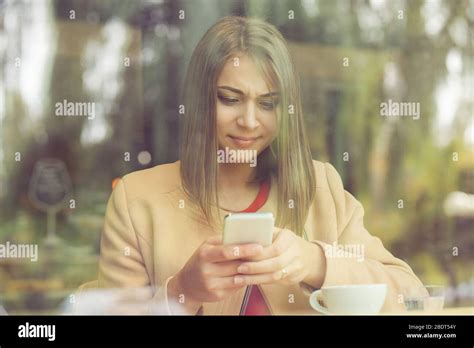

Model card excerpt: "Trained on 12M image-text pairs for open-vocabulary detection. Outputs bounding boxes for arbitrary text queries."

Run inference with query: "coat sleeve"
[309,163,424,312]
[97,178,184,314]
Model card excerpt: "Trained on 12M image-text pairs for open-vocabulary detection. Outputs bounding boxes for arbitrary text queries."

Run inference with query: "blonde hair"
[180,16,315,236]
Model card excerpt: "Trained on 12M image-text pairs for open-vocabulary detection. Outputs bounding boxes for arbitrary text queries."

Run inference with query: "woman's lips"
[228,135,260,148]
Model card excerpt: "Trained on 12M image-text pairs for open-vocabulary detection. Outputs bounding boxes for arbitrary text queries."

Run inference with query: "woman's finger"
[210,275,247,289]
[202,243,263,263]
[237,249,295,275]
[245,229,294,262]
[235,258,301,285]
[208,260,242,277]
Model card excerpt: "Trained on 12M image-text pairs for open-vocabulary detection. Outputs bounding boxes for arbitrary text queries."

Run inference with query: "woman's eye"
[259,100,276,110]
[218,95,239,104]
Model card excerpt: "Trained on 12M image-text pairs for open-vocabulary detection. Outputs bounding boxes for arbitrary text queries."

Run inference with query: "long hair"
[180,16,315,236]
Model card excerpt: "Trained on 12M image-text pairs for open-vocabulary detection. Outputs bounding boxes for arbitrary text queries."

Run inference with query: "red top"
[239,178,272,315]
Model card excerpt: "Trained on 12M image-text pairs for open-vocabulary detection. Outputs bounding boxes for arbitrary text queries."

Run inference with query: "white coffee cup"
[310,284,387,314]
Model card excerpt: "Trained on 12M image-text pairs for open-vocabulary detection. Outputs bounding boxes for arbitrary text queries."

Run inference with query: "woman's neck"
[217,163,257,190]
[217,163,262,212]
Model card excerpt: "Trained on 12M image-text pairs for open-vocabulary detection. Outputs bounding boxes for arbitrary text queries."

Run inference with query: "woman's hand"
[234,228,326,287]
[168,235,263,310]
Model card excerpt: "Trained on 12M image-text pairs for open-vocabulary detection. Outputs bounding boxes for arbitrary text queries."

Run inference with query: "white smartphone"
[223,212,275,246]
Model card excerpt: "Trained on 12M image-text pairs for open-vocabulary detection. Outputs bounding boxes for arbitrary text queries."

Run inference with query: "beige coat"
[98,160,423,314]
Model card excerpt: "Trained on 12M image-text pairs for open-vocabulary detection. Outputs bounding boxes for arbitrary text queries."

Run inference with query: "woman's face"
[215,54,278,156]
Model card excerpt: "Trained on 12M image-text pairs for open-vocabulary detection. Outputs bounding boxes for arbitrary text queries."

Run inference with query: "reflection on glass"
[404,286,445,312]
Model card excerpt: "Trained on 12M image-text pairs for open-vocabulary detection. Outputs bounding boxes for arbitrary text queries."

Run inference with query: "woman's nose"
[237,102,259,129]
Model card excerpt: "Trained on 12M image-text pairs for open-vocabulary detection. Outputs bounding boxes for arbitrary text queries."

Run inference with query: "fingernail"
[238,265,248,273]
[252,245,263,253]
[234,276,244,285]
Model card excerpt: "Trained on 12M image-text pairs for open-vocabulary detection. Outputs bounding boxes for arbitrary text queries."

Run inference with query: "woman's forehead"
[216,55,277,97]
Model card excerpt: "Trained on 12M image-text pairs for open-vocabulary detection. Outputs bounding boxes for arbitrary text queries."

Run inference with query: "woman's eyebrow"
[218,86,279,97]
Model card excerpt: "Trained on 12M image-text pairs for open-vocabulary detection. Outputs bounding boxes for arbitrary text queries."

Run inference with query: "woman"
[98,16,423,315]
